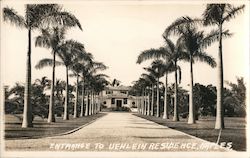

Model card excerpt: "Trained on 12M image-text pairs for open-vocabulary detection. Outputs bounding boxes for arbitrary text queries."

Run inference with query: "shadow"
[132,122,155,125]
[133,135,192,139]
[125,126,169,130]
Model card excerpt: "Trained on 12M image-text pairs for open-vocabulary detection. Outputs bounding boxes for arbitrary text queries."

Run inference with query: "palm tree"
[135,78,151,115]
[143,60,165,117]
[90,73,109,113]
[202,4,245,129]
[3,4,82,127]
[35,28,64,122]
[165,18,219,124]
[137,38,183,120]
[35,19,81,122]
[54,79,66,116]
[141,73,156,116]
[83,61,108,115]
[56,40,90,120]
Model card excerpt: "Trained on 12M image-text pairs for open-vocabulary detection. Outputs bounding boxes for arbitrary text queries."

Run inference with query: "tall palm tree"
[71,56,106,118]
[70,62,86,118]
[137,38,183,120]
[202,4,245,129]
[83,61,108,115]
[141,73,156,116]
[35,28,64,122]
[90,73,109,113]
[135,78,151,115]
[3,4,82,127]
[165,18,219,124]
[143,60,165,117]
[57,40,90,120]
[35,18,81,122]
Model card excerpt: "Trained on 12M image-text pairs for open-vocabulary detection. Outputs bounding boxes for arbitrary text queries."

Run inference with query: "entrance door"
[116,100,122,108]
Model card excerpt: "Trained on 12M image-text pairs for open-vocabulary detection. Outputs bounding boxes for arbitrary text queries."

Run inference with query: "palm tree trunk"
[89,91,92,115]
[163,73,169,119]
[80,79,85,117]
[136,97,139,113]
[173,61,179,121]
[22,29,33,128]
[151,85,154,116]
[147,90,150,116]
[63,66,69,120]
[93,93,96,114]
[91,91,94,115]
[85,90,89,116]
[143,88,147,115]
[141,90,144,115]
[89,90,92,115]
[156,77,160,117]
[188,55,195,124]
[215,23,225,129]
[140,93,142,114]
[73,75,79,118]
[48,51,56,123]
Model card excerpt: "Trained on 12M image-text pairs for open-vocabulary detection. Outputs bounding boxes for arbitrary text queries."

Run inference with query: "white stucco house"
[100,85,136,109]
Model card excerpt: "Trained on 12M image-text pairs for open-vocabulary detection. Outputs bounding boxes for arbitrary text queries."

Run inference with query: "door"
[116,100,122,108]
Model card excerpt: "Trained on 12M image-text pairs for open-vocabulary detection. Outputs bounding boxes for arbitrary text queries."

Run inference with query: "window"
[103,101,106,105]
[120,91,127,94]
[106,91,113,94]
[111,98,115,104]
[123,98,127,104]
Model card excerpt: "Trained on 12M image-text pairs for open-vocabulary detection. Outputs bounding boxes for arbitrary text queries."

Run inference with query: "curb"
[12,113,107,140]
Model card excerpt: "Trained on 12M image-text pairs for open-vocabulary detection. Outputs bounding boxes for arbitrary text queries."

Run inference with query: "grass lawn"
[134,114,246,151]
[5,113,106,140]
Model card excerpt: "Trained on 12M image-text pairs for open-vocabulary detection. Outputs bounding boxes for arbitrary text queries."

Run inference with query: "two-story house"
[100,85,136,109]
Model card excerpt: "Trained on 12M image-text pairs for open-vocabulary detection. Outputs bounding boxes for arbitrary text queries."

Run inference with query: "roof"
[103,95,134,99]
[104,85,131,91]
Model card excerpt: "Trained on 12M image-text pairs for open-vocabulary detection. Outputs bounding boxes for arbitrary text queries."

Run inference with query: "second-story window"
[106,91,113,94]
[120,90,127,94]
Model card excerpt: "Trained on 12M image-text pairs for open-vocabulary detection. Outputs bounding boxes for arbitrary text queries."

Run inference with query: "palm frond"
[27,4,62,28]
[40,11,82,30]
[35,32,51,48]
[137,47,166,64]
[202,4,225,26]
[3,7,26,28]
[141,73,156,83]
[35,58,63,69]
[201,29,233,49]
[163,37,175,53]
[223,5,245,22]
[94,73,109,79]
[195,52,216,68]
[163,16,201,37]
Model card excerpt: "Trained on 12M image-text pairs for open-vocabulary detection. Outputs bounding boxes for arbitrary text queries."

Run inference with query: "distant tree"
[111,79,121,87]
[224,77,246,117]
[193,83,216,117]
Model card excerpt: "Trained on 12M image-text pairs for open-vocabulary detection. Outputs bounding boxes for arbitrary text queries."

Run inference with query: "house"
[100,85,136,109]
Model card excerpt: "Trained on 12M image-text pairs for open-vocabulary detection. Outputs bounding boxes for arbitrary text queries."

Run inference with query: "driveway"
[5,112,230,151]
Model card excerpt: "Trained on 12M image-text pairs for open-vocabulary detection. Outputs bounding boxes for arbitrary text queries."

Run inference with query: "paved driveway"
[5,112,230,152]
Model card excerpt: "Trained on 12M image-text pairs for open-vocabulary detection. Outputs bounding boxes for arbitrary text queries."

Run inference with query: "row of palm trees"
[3,4,109,128]
[134,4,245,129]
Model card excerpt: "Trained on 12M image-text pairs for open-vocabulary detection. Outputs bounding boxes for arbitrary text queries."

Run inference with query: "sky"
[1,0,249,90]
